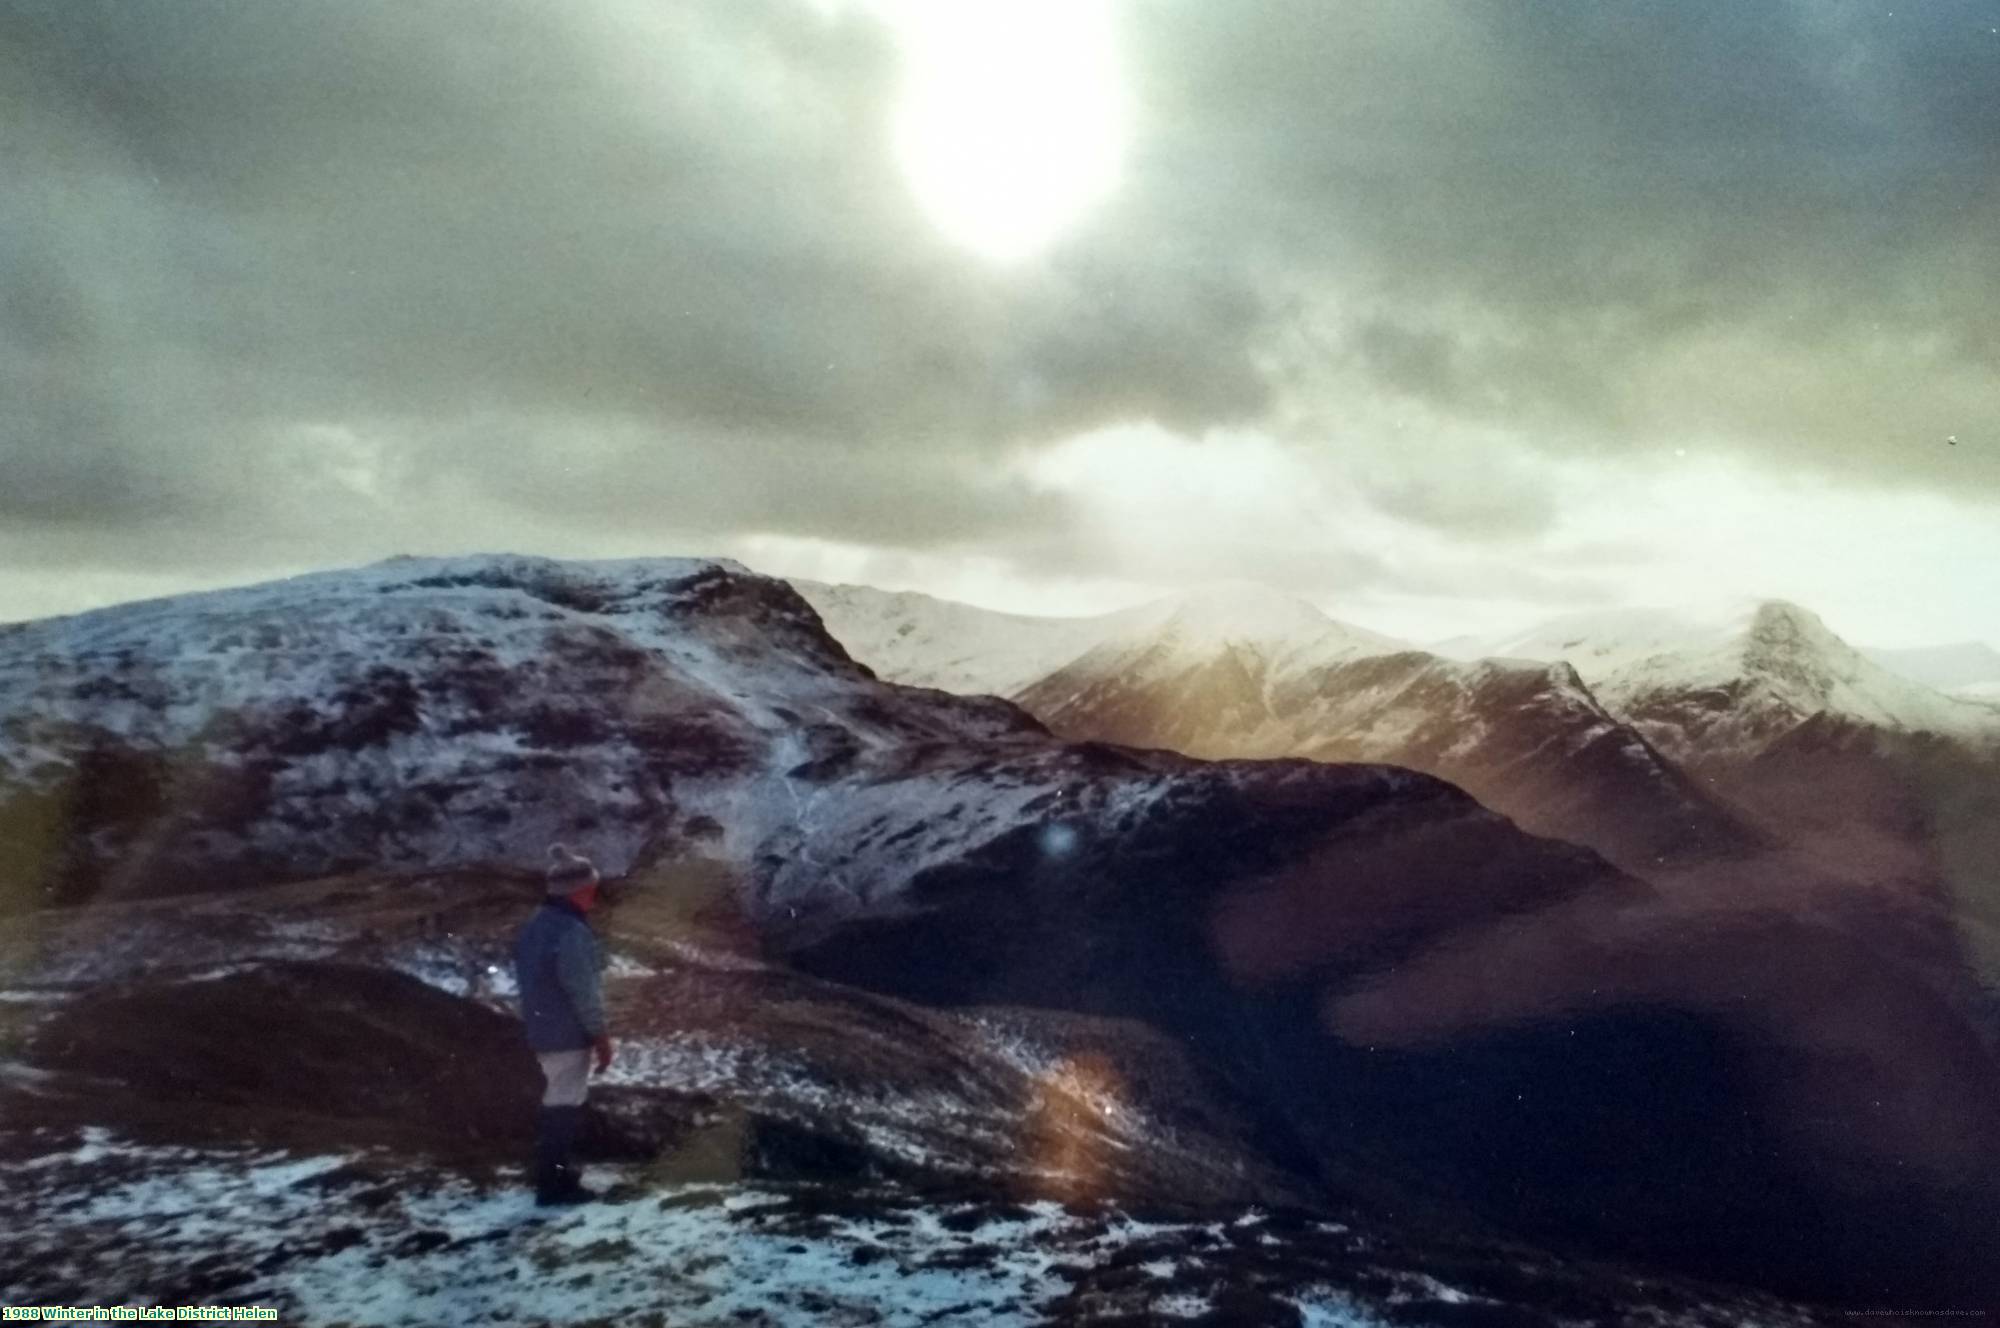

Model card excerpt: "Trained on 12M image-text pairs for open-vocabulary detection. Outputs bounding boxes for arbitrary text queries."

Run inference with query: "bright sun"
[883,0,1128,263]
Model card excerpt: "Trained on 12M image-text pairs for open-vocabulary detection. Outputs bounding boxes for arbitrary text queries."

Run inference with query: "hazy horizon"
[5,547,1996,661]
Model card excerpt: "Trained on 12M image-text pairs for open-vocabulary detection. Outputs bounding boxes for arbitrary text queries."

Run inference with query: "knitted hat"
[545,842,598,894]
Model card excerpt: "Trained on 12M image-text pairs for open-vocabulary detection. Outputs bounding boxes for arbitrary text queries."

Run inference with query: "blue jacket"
[513,899,606,1053]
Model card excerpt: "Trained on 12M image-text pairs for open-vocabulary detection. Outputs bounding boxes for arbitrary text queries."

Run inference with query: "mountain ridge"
[807,576,2000,999]
[805,579,1761,872]
[1484,598,1998,754]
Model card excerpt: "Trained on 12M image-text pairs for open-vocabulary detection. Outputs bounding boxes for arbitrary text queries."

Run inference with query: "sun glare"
[884,0,1128,263]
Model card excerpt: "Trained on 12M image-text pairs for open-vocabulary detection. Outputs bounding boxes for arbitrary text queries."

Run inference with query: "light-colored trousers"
[536,1048,592,1107]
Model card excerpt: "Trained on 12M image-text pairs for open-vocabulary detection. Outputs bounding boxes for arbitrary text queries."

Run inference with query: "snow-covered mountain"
[0,555,1043,914]
[1481,600,2000,756]
[790,581,1126,697]
[1469,601,2000,999]
[800,578,2000,1003]
[1046,582,1407,687]
[803,580,1748,870]
[792,579,1405,700]
[1380,601,2000,946]
[1018,639,1752,872]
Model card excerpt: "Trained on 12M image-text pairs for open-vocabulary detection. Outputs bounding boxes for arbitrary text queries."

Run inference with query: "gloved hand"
[592,1033,614,1075]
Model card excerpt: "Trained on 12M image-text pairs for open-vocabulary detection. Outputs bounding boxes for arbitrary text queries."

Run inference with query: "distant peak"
[1742,598,1821,628]
[1152,583,1333,638]
[1736,600,1850,654]
[1482,597,1872,682]
[1105,582,1405,659]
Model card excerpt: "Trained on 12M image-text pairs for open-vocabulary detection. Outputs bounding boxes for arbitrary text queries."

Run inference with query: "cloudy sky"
[5,0,1998,645]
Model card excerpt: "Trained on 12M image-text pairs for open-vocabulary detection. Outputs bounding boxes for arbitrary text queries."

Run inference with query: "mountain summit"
[1486,598,1997,755]
[1119,582,1398,652]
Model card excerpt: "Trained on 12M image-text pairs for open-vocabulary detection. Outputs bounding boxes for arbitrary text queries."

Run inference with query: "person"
[512,843,614,1205]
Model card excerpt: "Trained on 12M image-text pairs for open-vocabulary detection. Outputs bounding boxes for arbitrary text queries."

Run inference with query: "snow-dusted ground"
[0,1131,1827,1327]
[0,1133,1364,1326]
[4,1133,1078,1326]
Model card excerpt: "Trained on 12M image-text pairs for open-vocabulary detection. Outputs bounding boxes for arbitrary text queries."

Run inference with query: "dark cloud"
[1358,465,1559,543]
[414,413,1076,550]
[2,0,1996,600]
[0,0,1264,554]
[1131,0,2000,488]
[0,0,1264,564]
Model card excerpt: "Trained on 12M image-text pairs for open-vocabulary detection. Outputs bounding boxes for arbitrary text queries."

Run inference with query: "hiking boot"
[535,1165,596,1207]
[532,1105,591,1205]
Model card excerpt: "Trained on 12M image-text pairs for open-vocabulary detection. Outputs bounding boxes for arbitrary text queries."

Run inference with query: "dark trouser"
[534,1104,586,1202]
